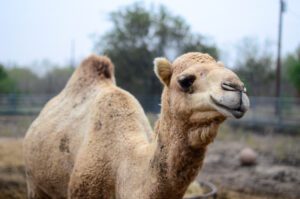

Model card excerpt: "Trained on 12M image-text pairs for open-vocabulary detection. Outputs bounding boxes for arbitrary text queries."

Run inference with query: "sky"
[0,0,300,72]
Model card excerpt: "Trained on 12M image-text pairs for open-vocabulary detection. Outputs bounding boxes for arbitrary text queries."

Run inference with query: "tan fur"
[24,52,249,199]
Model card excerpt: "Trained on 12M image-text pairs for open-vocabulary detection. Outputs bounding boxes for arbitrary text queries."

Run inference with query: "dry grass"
[184,181,204,198]
[0,138,23,167]
[0,138,26,199]
[0,116,35,137]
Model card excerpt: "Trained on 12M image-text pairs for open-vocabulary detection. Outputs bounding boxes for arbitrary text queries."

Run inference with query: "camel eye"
[177,74,196,93]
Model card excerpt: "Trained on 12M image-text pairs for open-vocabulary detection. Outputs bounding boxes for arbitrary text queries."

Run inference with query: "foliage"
[286,47,300,95]
[0,64,16,93]
[95,3,219,96]
[43,67,74,94]
[7,67,40,94]
[234,38,275,96]
[0,64,74,94]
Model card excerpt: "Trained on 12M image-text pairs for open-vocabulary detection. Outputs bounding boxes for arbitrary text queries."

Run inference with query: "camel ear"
[154,57,172,86]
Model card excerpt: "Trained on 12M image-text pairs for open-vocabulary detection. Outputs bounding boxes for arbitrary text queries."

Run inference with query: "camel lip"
[210,95,245,119]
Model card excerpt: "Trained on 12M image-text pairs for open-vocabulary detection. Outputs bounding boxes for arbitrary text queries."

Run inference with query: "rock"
[239,147,257,166]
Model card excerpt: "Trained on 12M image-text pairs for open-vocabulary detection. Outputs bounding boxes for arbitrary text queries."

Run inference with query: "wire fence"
[0,94,299,130]
[229,97,300,131]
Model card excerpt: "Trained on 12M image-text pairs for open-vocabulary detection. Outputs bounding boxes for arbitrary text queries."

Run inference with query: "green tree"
[286,47,300,96]
[234,38,275,96]
[95,3,219,96]
[0,64,16,93]
[5,65,74,94]
[43,67,74,94]
[7,67,40,94]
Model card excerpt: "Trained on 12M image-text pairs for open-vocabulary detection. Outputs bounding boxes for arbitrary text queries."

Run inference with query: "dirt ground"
[0,139,299,199]
[199,140,300,199]
[0,116,299,199]
[199,124,300,199]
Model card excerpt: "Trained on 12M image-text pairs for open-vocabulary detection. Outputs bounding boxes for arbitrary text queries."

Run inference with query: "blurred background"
[0,0,300,198]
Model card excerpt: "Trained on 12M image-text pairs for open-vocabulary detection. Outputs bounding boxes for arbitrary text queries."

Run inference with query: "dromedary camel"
[24,52,249,199]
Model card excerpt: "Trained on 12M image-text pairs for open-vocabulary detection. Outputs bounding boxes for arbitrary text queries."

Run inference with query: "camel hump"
[80,54,115,80]
[63,54,116,94]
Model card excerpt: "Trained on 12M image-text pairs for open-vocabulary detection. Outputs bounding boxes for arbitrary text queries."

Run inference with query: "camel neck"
[148,104,211,198]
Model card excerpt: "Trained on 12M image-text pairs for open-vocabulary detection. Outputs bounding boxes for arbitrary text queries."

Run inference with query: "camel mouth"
[210,95,246,119]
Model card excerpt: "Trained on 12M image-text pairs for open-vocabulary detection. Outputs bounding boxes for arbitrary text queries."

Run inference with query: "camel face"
[154,52,249,121]
[178,62,249,119]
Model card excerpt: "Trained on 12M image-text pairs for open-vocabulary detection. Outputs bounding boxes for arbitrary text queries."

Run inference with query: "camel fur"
[24,52,249,199]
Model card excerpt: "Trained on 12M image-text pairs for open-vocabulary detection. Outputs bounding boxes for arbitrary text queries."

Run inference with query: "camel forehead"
[172,52,217,75]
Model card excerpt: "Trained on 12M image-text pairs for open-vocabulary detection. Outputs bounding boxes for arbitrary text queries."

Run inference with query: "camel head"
[154,52,250,123]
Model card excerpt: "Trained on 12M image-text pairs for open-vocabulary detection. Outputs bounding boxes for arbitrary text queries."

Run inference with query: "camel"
[23,52,249,199]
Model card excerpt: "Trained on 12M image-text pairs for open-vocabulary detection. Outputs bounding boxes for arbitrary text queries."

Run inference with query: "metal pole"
[276,0,283,98]
[275,0,284,116]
